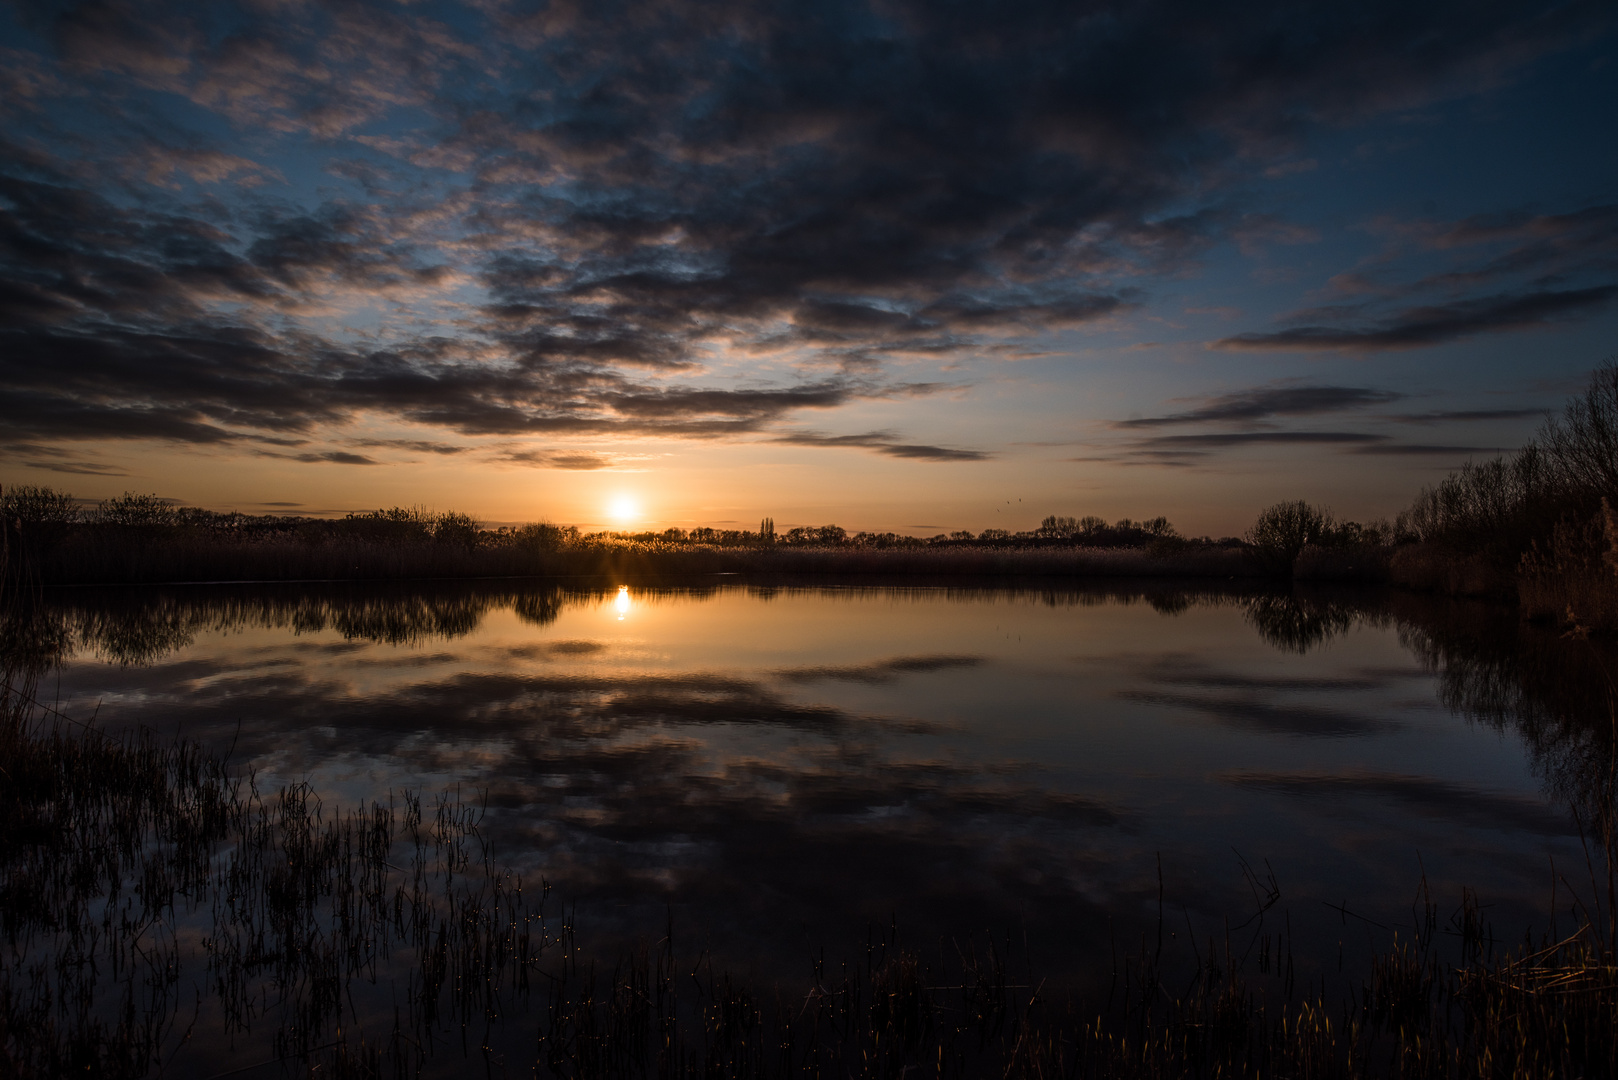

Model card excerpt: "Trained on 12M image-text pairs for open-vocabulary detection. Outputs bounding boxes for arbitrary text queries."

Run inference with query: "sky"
[1,0,1615,535]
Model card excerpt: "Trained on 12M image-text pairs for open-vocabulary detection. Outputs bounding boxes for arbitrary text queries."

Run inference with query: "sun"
[608,494,639,526]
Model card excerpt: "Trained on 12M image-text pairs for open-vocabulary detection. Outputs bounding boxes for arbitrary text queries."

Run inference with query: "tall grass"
[2,517,1265,586]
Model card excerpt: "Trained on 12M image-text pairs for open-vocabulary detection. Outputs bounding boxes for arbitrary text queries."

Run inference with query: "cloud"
[291,451,380,465]
[1118,385,1402,428]
[1218,286,1618,351]
[18,458,130,476]
[1132,431,1386,449]
[499,449,616,470]
[1430,203,1618,252]
[0,0,1611,460]
[353,439,469,455]
[1391,408,1546,424]
[548,453,613,471]
[774,432,990,462]
[1346,443,1499,456]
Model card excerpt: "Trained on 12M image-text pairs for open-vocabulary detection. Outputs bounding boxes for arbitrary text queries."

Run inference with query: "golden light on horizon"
[608,494,639,526]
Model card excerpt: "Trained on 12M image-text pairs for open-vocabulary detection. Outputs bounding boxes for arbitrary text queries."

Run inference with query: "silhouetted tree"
[1247,500,1332,573]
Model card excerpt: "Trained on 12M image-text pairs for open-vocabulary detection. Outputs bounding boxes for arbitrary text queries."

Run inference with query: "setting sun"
[608,495,639,526]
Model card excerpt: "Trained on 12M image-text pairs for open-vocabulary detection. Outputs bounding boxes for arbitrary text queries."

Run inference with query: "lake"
[25,579,1605,984]
[20,577,1607,1005]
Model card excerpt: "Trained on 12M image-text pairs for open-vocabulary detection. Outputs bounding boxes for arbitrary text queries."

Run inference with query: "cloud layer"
[1,0,1612,471]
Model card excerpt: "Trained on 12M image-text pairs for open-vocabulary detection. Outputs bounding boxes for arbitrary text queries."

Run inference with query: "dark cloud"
[547,453,613,471]
[1217,286,1618,351]
[1347,443,1500,456]
[1132,431,1386,450]
[774,432,990,462]
[1390,408,1546,424]
[1097,381,1541,465]
[1421,204,1618,291]
[0,0,1610,459]
[291,451,380,465]
[354,439,469,455]
[498,449,615,470]
[1118,385,1403,428]
[17,458,130,476]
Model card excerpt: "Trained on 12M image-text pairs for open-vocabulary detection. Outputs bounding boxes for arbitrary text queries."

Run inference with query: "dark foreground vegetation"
[4,574,1618,1077]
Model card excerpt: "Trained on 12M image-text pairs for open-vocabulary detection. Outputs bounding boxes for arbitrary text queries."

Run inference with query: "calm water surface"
[31,580,1608,992]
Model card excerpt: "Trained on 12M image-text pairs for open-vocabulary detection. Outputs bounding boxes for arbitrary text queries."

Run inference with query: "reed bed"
[19,530,1264,587]
[0,671,555,1077]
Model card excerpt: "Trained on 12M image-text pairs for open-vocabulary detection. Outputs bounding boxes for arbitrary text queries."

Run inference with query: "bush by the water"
[1387,360,1618,621]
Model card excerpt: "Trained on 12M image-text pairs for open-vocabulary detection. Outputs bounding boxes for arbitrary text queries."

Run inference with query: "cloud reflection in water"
[16,581,1603,987]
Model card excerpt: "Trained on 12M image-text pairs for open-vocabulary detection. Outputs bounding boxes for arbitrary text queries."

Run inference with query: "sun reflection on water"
[614,585,630,620]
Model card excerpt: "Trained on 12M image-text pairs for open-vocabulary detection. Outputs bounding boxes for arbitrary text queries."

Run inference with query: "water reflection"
[1243,592,1362,653]
[6,577,1612,994]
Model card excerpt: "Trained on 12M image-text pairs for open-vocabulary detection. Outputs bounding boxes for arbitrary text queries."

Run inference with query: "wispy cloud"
[1390,408,1546,424]
[774,432,990,462]
[1346,443,1500,456]
[1117,385,1402,428]
[1216,286,1618,352]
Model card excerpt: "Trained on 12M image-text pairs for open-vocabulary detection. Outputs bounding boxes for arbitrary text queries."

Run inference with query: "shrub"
[1395,448,1554,552]
[1,485,80,528]
[1247,500,1333,572]
[432,510,480,549]
[1394,359,1618,561]
[1,485,80,559]
[95,491,178,529]
[342,506,436,544]
[783,525,849,547]
[1539,360,1618,501]
[1037,515,1081,539]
